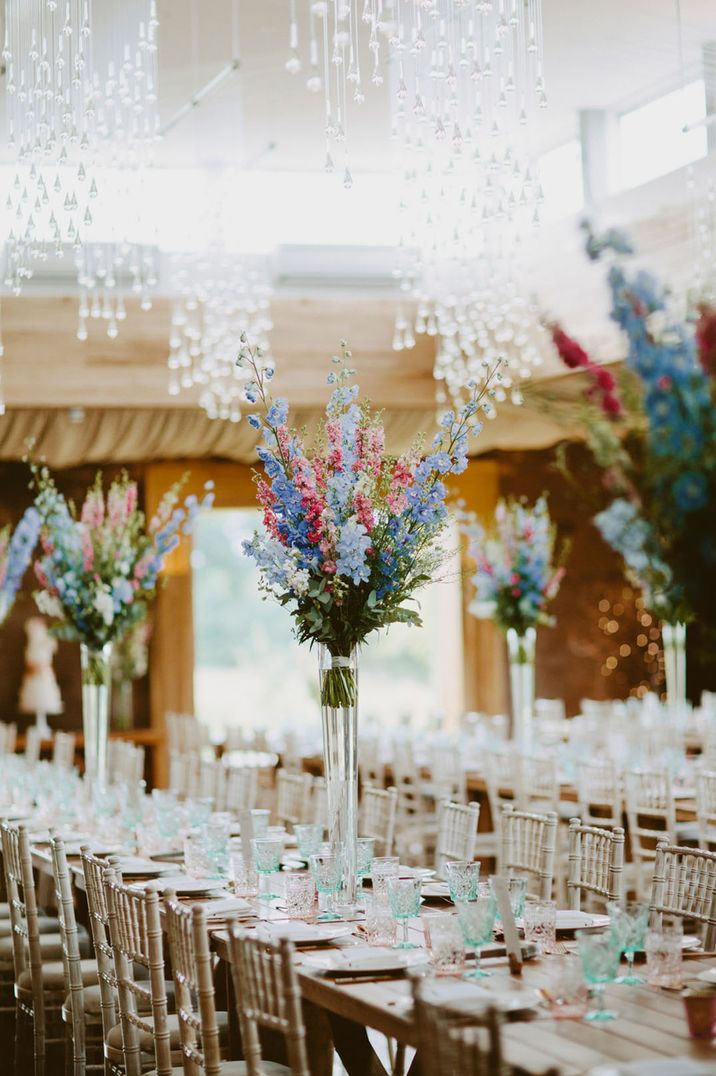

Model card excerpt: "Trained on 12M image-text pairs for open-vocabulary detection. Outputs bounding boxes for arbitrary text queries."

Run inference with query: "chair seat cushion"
[17,958,98,997]
[0,915,60,937]
[0,925,90,969]
[72,981,175,1018]
[106,1010,228,1056]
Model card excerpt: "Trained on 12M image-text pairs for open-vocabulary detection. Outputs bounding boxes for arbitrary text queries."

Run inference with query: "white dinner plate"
[555,911,610,931]
[259,922,354,946]
[422,882,451,899]
[151,875,225,896]
[114,857,172,877]
[696,966,716,984]
[318,949,429,977]
[402,867,436,881]
[423,980,541,1014]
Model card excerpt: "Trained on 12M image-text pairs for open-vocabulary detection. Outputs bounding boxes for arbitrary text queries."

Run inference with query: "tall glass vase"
[113,679,134,731]
[506,627,536,750]
[661,622,687,712]
[318,646,358,912]
[80,642,112,790]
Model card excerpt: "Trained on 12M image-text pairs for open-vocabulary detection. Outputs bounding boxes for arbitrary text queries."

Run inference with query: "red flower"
[696,305,716,374]
[550,323,622,418]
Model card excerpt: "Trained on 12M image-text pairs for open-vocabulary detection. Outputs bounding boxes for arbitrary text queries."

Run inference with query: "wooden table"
[29,841,716,1075]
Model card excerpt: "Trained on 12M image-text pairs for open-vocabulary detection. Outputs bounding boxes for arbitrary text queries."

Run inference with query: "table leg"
[326,1012,389,1076]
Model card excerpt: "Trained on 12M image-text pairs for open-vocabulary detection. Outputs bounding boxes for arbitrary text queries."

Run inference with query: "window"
[619,80,707,189]
[539,140,584,219]
[192,508,464,743]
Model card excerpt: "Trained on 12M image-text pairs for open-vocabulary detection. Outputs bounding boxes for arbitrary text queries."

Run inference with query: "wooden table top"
[29,839,716,1075]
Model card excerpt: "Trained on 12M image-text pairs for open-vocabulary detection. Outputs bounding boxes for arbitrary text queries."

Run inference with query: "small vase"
[318,646,358,912]
[80,642,112,789]
[113,679,134,731]
[662,621,687,712]
[506,627,536,749]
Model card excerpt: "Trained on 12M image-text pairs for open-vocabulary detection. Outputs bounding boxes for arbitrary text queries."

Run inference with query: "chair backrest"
[1,822,43,1019]
[199,757,227,810]
[49,833,88,1074]
[25,724,42,765]
[110,741,145,786]
[359,784,398,856]
[275,769,313,830]
[484,749,526,828]
[80,848,121,1046]
[430,743,465,803]
[521,754,559,813]
[106,878,173,1076]
[163,894,222,1076]
[53,730,76,769]
[697,770,716,850]
[435,800,480,878]
[575,760,622,828]
[500,805,557,900]
[358,737,384,789]
[228,926,311,1076]
[624,769,676,871]
[411,973,509,1076]
[312,777,328,829]
[649,841,716,951]
[224,765,259,814]
[566,819,625,911]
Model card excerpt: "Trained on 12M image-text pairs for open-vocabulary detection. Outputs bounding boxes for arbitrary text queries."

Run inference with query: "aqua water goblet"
[577,929,621,1021]
[309,852,343,921]
[356,837,376,900]
[294,823,323,860]
[445,860,480,903]
[386,876,422,949]
[251,837,283,900]
[607,901,649,985]
[456,894,497,979]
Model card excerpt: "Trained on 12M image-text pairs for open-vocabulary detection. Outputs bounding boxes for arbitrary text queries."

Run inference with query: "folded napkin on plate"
[199,897,255,919]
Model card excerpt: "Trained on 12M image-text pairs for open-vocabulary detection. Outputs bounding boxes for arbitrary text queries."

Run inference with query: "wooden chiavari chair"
[649,841,716,950]
[163,896,234,1075]
[358,736,384,789]
[696,769,716,850]
[50,833,102,1076]
[25,725,43,766]
[624,768,698,899]
[108,741,145,787]
[410,972,561,1076]
[224,765,259,815]
[575,760,622,829]
[274,770,313,831]
[359,784,398,857]
[434,800,480,879]
[105,878,174,1076]
[80,849,123,1069]
[0,822,91,1073]
[199,757,228,810]
[228,926,308,1076]
[566,819,625,911]
[312,777,328,830]
[500,805,557,900]
[0,721,17,754]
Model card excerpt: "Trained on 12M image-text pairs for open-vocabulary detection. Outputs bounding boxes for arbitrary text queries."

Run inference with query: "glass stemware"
[251,837,283,900]
[445,860,480,903]
[456,894,497,979]
[356,837,376,900]
[577,930,621,1021]
[309,852,343,921]
[294,824,323,860]
[386,876,422,950]
[608,901,649,985]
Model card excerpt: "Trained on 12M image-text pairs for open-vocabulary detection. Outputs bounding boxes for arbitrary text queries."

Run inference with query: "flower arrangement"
[465,496,566,636]
[0,507,42,623]
[240,338,498,706]
[549,224,716,626]
[28,463,214,675]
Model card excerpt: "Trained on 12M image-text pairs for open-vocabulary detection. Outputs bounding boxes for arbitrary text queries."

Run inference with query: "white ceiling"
[150,0,716,172]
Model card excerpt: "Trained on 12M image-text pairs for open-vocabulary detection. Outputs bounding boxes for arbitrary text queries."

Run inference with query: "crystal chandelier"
[167,253,274,423]
[2,0,159,337]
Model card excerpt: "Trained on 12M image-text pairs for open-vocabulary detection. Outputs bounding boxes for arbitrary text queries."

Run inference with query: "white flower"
[35,590,64,620]
[469,599,496,620]
[94,590,115,627]
[645,310,667,341]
